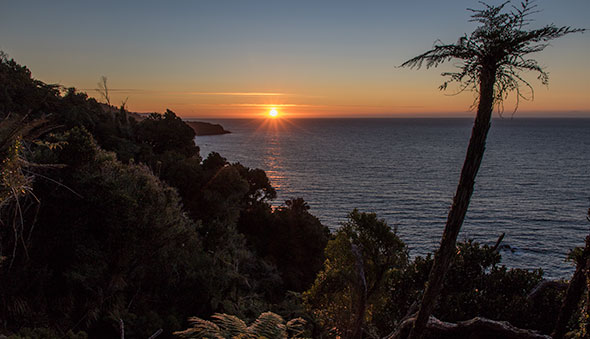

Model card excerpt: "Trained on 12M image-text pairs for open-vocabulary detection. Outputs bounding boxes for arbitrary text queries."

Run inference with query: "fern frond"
[285,318,307,338]
[175,312,308,339]
[247,312,287,339]
[211,313,249,338]
[174,317,224,339]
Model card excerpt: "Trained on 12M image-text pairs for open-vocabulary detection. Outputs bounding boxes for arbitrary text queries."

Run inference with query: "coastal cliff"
[123,110,231,136]
[185,121,231,136]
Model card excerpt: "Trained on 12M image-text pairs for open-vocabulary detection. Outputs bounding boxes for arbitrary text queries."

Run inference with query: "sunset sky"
[2,0,589,118]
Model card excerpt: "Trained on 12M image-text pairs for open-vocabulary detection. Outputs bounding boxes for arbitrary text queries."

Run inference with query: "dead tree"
[386,315,551,339]
[96,75,111,106]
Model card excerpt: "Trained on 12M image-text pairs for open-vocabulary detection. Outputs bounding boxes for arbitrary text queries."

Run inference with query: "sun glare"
[269,108,279,118]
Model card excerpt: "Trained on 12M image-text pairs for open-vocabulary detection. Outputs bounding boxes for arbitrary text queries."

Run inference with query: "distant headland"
[184,121,231,136]
[127,111,230,136]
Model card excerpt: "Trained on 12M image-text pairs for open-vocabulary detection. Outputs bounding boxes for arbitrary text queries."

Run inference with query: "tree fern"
[248,312,287,339]
[402,2,585,338]
[174,312,307,339]
[0,115,55,268]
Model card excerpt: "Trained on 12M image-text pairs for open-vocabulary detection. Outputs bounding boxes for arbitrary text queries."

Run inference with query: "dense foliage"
[304,210,408,338]
[0,54,328,337]
[0,52,585,338]
[303,213,563,338]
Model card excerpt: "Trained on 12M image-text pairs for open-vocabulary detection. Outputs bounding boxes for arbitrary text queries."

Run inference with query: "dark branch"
[386,315,551,339]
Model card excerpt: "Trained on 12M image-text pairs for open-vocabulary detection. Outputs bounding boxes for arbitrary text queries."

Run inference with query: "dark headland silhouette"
[125,110,231,136]
[184,121,231,136]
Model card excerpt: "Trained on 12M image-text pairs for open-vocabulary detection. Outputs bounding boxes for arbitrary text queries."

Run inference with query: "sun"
[269,108,279,118]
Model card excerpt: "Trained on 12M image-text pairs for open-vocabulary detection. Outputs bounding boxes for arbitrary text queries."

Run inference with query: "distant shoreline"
[126,111,231,136]
[184,120,231,136]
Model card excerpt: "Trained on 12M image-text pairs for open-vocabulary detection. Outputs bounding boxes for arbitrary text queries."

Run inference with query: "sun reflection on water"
[261,122,284,191]
[254,117,303,198]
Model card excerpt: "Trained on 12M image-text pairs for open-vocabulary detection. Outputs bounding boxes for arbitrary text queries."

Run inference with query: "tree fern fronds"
[175,312,308,339]
[285,318,307,338]
[174,317,224,339]
[211,313,249,338]
[247,312,287,339]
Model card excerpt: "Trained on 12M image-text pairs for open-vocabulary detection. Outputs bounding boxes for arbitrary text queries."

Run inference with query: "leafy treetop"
[402,0,585,113]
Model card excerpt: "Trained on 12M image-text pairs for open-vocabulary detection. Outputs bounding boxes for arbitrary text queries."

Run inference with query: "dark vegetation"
[0,2,588,338]
[0,54,329,337]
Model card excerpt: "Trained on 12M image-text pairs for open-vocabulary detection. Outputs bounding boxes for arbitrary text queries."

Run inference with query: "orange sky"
[2,1,588,118]
[85,47,590,118]
[112,64,590,119]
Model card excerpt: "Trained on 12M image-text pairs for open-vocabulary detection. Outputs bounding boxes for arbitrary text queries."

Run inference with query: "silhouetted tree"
[136,109,199,158]
[266,198,330,292]
[401,2,584,338]
[0,51,61,119]
[96,75,111,106]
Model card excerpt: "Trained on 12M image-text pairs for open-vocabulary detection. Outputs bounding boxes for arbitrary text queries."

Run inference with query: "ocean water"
[196,118,590,279]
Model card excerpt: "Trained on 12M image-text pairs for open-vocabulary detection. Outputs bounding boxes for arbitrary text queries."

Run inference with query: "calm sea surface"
[196,118,590,279]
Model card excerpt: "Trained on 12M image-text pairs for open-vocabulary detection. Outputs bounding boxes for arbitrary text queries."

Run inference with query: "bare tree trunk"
[491,232,505,251]
[552,235,590,339]
[120,318,125,339]
[148,329,163,339]
[408,66,496,339]
[350,244,367,339]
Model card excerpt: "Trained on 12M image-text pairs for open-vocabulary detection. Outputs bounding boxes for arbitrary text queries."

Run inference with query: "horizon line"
[182,114,590,120]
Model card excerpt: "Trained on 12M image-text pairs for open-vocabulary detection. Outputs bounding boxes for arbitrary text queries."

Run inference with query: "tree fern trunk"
[408,66,496,339]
